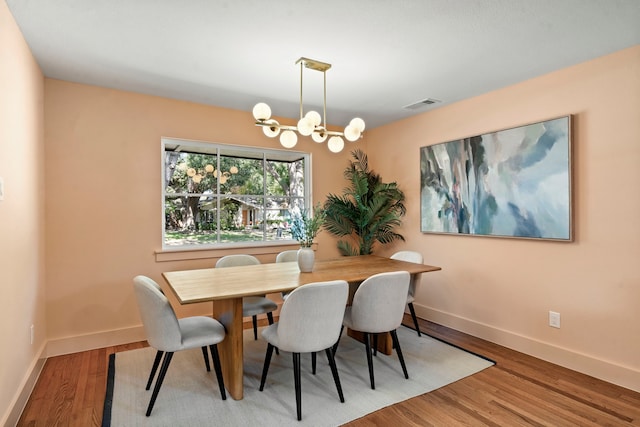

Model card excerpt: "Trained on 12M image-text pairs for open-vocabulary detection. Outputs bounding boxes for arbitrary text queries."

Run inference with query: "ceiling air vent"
[403,98,441,110]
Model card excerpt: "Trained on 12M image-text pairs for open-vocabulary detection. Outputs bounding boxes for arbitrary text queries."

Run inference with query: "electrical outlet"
[30,324,34,345]
[549,311,561,328]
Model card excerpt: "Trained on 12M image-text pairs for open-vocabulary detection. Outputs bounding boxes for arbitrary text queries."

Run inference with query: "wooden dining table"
[162,254,441,400]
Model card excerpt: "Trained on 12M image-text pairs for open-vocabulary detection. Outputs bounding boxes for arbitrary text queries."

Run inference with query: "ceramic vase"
[297,247,315,272]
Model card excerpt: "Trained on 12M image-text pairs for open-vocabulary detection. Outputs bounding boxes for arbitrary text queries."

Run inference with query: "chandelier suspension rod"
[323,67,327,129]
[299,60,304,120]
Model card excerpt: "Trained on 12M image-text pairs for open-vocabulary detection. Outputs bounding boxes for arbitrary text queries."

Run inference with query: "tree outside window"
[162,138,310,248]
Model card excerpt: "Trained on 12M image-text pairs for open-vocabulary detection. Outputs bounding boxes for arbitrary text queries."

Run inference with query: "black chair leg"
[373,334,378,356]
[266,312,279,355]
[259,343,275,391]
[408,303,421,337]
[325,348,345,403]
[390,329,409,379]
[252,315,258,340]
[209,344,226,400]
[364,332,375,389]
[145,350,163,390]
[312,352,317,374]
[293,352,302,421]
[146,352,173,416]
[332,325,344,355]
[201,346,211,372]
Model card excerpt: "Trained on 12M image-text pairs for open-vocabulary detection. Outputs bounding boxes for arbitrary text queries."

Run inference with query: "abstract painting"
[420,116,572,241]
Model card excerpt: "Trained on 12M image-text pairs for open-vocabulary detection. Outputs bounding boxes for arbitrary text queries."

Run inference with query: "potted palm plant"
[290,204,326,271]
[323,149,406,256]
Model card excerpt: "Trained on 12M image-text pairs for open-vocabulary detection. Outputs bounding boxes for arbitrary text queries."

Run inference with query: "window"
[162,138,311,249]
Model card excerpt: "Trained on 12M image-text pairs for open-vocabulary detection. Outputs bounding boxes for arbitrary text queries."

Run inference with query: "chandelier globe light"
[183,163,239,185]
[252,57,365,153]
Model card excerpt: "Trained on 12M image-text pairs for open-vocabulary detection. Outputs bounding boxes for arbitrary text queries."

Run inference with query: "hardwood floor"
[17,316,640,426]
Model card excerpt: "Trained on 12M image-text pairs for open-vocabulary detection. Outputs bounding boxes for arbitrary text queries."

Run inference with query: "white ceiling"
[7,0,640,130]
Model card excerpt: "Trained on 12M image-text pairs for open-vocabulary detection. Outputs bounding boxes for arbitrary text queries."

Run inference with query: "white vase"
[297,247,315,272]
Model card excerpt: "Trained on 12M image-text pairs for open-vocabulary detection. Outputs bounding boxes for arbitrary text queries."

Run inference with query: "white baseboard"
[2,342,46,427]
[416,304,640,393]
[46,326,146,357]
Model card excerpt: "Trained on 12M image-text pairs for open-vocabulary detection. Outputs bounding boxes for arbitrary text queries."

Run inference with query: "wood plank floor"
[17,316,640,426]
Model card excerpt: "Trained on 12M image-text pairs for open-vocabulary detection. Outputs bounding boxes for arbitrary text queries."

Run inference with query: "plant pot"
[297,247,315,272]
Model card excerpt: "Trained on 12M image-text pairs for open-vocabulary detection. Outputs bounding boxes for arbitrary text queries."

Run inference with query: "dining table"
[162,254,441,400]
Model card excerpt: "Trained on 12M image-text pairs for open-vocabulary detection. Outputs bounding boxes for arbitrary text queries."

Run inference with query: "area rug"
[102,327,494,426]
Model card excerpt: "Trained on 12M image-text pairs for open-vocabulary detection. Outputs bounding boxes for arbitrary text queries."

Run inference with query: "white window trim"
[159,137,313,252]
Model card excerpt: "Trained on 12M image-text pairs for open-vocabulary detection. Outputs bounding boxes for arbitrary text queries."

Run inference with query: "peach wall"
[0,0,46,425]
[43,80,351,352]
[367,46,640,391]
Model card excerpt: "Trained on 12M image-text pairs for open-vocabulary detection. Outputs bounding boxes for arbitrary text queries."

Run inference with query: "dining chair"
[139,278,215,390]
[259,279,349,421]
[334,270,411,390]
[132,275,226,416]
[390,250,424,336]
[276,249,299,301]
[215,254,278,340]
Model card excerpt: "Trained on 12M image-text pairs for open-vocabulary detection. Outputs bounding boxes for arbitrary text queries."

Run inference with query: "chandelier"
[252,57,365,153]
[184,164,238,184]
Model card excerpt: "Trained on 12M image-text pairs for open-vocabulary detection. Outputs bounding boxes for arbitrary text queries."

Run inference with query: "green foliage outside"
[164,148,303,246]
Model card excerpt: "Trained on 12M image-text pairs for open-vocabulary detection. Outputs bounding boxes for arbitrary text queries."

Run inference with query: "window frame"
[161,137,312,251]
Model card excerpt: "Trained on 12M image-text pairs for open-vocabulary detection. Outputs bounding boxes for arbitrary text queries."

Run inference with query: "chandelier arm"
[254,122,296,131]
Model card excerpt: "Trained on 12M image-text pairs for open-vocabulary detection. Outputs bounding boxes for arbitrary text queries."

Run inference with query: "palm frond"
[323,149,406,256]
[337,240,359,257]
[351,149,368,172]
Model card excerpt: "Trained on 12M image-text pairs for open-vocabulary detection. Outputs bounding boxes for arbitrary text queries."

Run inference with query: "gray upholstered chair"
[276,249,299,263]
[390,250,425,336]
[259,280,349,421]
[216,254,278,340]
[132,275,226,416]
[276,249,299,301]
[138,278,214,392]
[334,271,411,390]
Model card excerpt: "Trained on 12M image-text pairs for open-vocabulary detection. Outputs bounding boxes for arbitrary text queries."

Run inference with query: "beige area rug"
[102,327,494,426]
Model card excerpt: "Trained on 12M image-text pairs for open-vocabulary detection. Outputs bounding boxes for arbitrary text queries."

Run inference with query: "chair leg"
[364,332,375,390]
[312,352,316,375]
[146,351,173,416]
[390,329,409,379]
[266,312,279,355]
[252,315,258,340]
[332,325,344,355]
[145,350,164,390]
[201,346,211,372]
[293,352,302,421]
[408,303,421,337]
[259,343,275,391]
[325,348,345,403]
[209,344,226,400]
[373,334,378,356]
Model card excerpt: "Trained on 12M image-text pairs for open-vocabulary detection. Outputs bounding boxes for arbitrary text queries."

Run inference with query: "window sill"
[155,241,312,262]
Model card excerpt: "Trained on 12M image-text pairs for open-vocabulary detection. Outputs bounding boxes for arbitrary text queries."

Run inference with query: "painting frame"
[420,115,572,241]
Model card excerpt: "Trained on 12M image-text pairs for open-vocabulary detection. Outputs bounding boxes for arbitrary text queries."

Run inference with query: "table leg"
[212,297,244,400]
